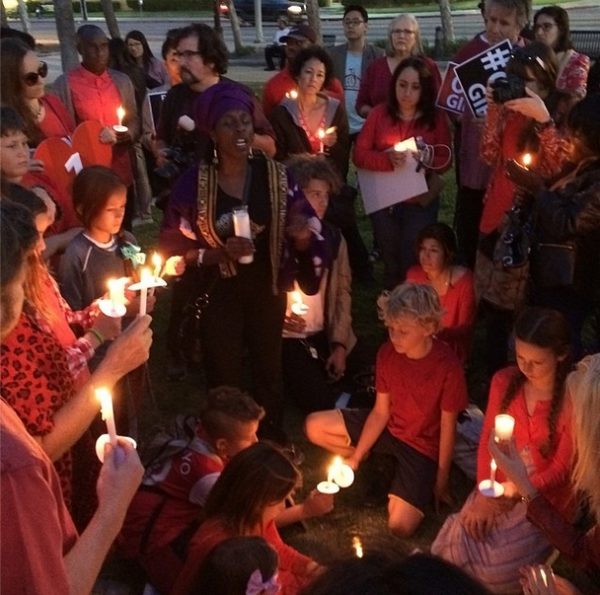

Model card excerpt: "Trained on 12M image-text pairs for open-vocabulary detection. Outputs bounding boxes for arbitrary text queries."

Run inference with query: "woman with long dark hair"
[354,57,452,288]
[125,29,169,89]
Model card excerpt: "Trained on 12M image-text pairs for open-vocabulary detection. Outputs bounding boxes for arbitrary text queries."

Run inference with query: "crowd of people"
[1,0,599,593]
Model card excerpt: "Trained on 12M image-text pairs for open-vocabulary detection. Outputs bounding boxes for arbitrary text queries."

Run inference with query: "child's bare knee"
[304,413,320,443]
[387,515,420,538]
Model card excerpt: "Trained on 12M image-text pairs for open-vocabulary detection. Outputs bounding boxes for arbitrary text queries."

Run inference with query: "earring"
[212,146,219,166]
[248,146,254,160]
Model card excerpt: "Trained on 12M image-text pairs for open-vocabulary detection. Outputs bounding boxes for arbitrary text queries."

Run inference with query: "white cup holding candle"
[329,456,355,488]
[290,290,309,316]
[478,458,504,498]
[178,115,196,132]
[316,480,340,495]
[232,206,253,264]
[95,433,137,463]
[99,278,127,318]
[113,105,128,133]
[494,414,515,442]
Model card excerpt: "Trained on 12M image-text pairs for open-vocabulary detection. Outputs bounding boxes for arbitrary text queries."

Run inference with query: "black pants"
[199,264,287,440]
[454,186,485,269]
[265,45,285,70]
[166,267,202,359]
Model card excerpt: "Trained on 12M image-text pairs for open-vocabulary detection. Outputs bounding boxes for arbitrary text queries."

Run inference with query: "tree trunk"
[17,0,30,33]
[54,0,79,72]
[213,0,223,39]
[101,0,121,38]
[1,1,9,28]
[225,0,245,56]
[438,0,455,46]
[305,0,321,44]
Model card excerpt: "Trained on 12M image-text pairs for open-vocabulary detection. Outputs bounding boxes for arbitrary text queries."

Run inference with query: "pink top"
[406,265,476,364]
[38,94,75,140]
[355,55,442,115]
[477,367,574,516]
[556,50,590,99]
[354,103,452,173]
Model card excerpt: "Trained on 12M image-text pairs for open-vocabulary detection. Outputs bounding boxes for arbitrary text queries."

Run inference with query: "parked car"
[231,0,305,23]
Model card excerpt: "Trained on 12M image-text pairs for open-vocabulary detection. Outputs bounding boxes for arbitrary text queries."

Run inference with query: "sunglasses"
[23,62,48,86]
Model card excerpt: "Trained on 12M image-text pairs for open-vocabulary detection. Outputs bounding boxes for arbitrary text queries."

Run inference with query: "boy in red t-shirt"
[305,283,468,536]
[117,386,264,593]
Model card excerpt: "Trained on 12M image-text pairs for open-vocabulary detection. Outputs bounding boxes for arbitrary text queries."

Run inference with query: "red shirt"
[355,55,441,116]
[354,103,452,173]
[376,338,468,461]
[262,67,344,118]
[477,367,574,516]
[406,266,476,364]
[39,94,75,140]
[1,400,78,594]
[171,518,313,595]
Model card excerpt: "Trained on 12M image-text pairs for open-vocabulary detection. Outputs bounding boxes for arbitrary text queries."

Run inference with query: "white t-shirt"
[344,51,365,135]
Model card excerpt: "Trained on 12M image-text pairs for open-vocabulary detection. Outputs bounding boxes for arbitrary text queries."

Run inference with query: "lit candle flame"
[352,536,363,558]
[286,89,298,99]
[522,153,532,167]
[539,567,548,587]
[96,387,117,445]
[491,458,497,473]
[140,267,152,284]
[327,456,342,484]
[317,128,326,140]
[325,126,336,135]
[152,253,162,279]
[117,105,125,127]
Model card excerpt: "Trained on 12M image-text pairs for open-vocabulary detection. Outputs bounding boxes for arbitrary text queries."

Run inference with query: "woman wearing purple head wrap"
[159,81,328,444]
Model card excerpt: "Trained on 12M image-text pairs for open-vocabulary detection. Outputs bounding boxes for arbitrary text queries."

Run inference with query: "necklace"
[298,106,325,153]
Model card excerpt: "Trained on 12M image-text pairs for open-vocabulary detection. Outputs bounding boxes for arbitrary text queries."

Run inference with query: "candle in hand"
[352,536,364,558]
[317,128,325,153]
[96,388,117,446]
[490,458,497,483]
[285,89,298,100]
[152,252,163,279]
[521,153,532,169]
[290,290,309,316]
[494,414,515,441]
[139,267,151,316]
[232,206,253,264]
[328,456,355,488]
[113,105,128,133]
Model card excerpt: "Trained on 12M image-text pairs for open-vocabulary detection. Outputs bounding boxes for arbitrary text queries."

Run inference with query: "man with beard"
[155,23,275,164]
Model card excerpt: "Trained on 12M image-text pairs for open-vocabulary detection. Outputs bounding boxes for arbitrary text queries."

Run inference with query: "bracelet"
[197,249,206,266]
[88,328,104,345]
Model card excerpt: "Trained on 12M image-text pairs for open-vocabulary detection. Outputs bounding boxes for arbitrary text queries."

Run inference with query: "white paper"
[357,138,428,214]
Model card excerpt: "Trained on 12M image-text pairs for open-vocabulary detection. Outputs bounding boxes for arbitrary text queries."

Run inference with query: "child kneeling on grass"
[305,283,468,536]
[117,386,264,594]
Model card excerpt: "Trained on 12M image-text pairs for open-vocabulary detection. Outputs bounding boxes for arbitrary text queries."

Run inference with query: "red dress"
[406,265,476,364]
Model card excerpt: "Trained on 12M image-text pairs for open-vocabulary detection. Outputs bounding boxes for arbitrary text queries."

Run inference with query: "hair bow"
[246,570,280,595]
[119,242,146,267]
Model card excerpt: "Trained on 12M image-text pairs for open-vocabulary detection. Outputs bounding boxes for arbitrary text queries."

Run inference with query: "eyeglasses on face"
[391,28,415,36]
[343,19,365,26]
[533,22,556,32]
[22,61,48,86]
[175,50,202,60]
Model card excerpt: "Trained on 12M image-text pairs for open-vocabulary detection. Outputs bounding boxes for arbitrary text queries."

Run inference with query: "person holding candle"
[282,156,359,413]
[159,81,328,444]
[354,57,452,288]
[432,307,575,594]
[0,201,146,595]
[406,223,476,365]
[355,14,441,120]
[171,442,323,595]
[475,42,573,379]
[488,354,600,576]
[306,283,468,538]
[53,24,140,230]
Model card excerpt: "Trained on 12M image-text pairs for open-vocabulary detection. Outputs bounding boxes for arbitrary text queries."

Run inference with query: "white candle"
[316,481,340,495]
[152,252,163,279]
[494,414,515,441]
[107,278,125,311]
[139,267,151,316]
[490,458,497,483]
[113,105,128,133]
[96,388,117,446]
[352,536,363,558]
[232,206,253,264]
[539,567,548,588]
[290,290,309,316]
[317,128,325,153]
[521,152,532,169]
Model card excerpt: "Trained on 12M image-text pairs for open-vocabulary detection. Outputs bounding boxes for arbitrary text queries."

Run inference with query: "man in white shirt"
[265,16,291,71]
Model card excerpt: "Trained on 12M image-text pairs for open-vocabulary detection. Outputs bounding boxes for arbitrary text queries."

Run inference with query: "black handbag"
[531,242,576,288]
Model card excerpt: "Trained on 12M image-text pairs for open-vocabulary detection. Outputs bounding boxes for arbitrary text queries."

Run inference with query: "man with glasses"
[329,5,383,146]
[262,23,344,118]
[53,24,140,230]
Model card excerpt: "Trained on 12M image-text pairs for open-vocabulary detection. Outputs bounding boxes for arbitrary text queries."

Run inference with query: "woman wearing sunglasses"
[0,37,75,147]
[475,42,571,379]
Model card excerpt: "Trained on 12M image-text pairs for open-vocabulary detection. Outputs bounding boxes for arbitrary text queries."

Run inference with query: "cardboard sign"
[436,62,467,116]
[454,40,513,118]
[72,120,112,168]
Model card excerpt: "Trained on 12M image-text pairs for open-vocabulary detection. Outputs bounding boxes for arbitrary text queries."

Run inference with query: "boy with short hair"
[117,386,265,593]
[305,283,468,536]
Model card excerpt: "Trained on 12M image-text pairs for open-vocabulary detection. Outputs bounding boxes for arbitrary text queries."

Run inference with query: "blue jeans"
[371,198,439,289]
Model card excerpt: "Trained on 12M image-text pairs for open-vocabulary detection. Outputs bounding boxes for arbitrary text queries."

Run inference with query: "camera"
[154,146,194,180]
[491,73,526,103]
